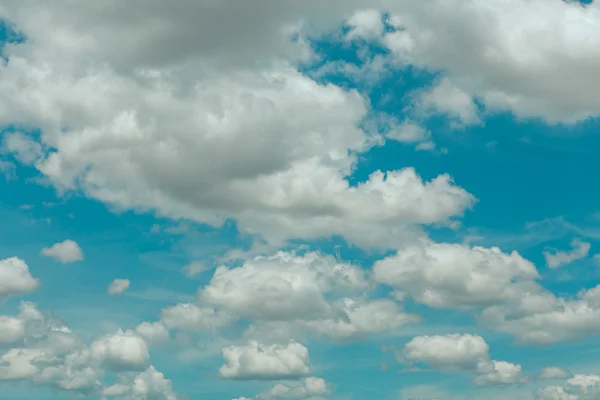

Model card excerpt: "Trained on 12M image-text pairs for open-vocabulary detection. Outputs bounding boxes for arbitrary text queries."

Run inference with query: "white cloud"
[536,374,600,400]
[539,367,573,380]
[101,366,178,400]
[2,132,43,164]
[0,315,25,344]
[108,279,131,296]
[381,118,435,151]
[415,78,481,126]
[244,297,419,343]
[235,376,331,400]
[90,330,150,372]
[473,360,527,387]
[0,1,477,251]
[373,240,540,309]
[0,257,39,299]
[544,238,591,269]
[0,301,182,398]
[193,251,417,342]
[181,260,210,278]
[304,297,418,340]
[380,0,600,124]
[219,341,311,380]
[480,284,600,344]
[0,302,101,395]
[400,334,489,371]
[399,333,526,387]
[370,239,600,344]
[0,348,44,380]
[200,251,368,321]
[134,322,169,345]
[41,240,84,263]
[159,303,236,332]
[346,9,384,40]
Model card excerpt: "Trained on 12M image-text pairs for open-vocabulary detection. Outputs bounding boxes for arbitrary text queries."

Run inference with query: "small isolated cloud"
[108,279,130,296]
[544,238,591,269]
[41,240,84,263]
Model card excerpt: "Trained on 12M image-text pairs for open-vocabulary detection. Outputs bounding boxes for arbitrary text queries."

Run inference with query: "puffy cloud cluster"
[349,1,600,124]
[0,308,175,398]
[373,239,600,344]
[200,251,369,321]
[0,254,180,399]
[0,0,481,251]
[373,240,540,309]
[536,374,600,400]
[480,284,600,344]
[156,251,418,342]
[5,0,600,398]
[398,334,526,387]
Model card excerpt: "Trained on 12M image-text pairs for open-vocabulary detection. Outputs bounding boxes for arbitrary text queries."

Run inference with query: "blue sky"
[2,2,600,400]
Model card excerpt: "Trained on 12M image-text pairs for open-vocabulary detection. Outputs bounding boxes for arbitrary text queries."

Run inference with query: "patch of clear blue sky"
[2,12,600,400]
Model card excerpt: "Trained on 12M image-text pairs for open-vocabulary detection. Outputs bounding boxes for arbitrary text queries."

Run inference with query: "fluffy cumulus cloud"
[134,322,169,345]
[41,240,84,263]
[200,251,368,321]
[0,257,39,299]
[399,334,526,387]
[0,300,181,398]
[0,0,480,251]
[90,330,150,372]
[101,366,178,400]
[376,1,600,124]
[480,283,600,344]
[243,296,419,343]
[0,302,103,396]
[2,0,600,255]
[0,263,94,395]
[0,276,179,398]
[219,341,311,381]
[108,279,131,296]
[158,251,418,342]
[5,1,600,399]
[234,376,331,400]
[544,238,591,269]
[400,334,489,371]
[372,239,600,344]
[373,240,540,309]
[536,374,600,400]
